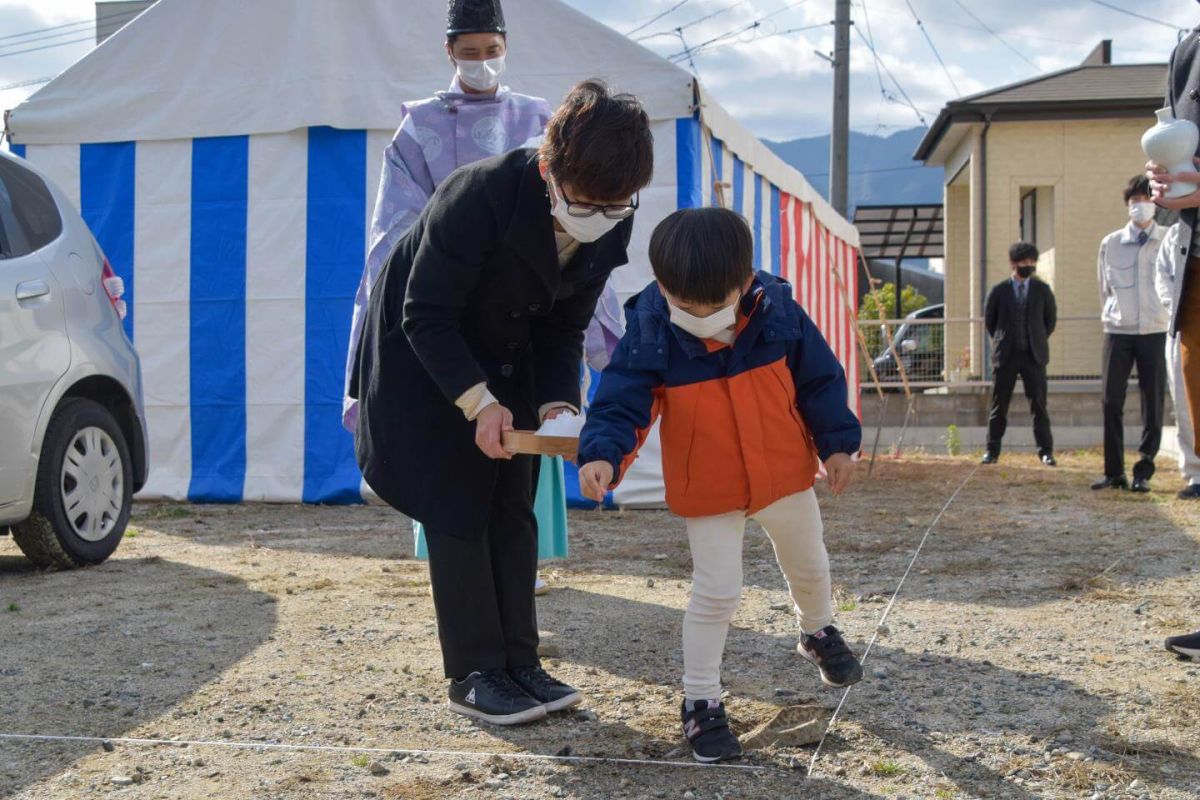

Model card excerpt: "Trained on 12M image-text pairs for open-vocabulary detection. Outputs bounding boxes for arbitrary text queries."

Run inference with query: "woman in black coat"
[350,80,654,725]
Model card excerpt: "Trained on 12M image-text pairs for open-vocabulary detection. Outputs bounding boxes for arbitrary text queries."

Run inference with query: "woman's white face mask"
[548,179,623,243]
[668,299,739,340]
[455,54,506,92]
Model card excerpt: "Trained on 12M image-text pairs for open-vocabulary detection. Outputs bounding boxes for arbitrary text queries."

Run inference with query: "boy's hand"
[578,461,614,502]
[824,453,856,496]
[475,403,514,460]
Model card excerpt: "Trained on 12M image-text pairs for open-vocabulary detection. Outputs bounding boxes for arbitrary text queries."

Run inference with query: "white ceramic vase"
[1142,107,1199,199]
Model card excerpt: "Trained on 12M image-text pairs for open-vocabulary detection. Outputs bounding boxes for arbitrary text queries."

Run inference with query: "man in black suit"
[982,241,1058,465]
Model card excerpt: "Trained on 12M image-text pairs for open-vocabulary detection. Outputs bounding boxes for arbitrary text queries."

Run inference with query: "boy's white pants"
[683,489,832,701]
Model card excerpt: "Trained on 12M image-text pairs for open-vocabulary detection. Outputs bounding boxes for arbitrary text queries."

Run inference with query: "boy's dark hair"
[538,79,654,201]
[650,208,754,305]
[1009,241,1039,265]
[1124,175,1152,203]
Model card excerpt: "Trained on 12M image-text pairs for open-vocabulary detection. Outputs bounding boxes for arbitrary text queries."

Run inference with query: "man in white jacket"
[1156,222,1200,500]
[1093,177,1169,493]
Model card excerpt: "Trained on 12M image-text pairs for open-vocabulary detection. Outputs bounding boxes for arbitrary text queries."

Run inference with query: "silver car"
[0,150,147,568]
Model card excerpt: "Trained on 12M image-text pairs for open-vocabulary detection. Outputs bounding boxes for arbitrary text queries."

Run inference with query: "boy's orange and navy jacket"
[578,272,861,518]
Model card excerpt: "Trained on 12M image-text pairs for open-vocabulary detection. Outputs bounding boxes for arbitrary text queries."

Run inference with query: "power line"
[804,164,931,177]
[625,0,692,37]
[669,21,829,61]
[634,0,749,41]
[1084,0,1184,32]
[0,7,146,45]
[950,0,1037,69]
[0,35,95,61]
[902,0,960,96]
[0,76,55,92]
[852,24,928,126]
[665,0,809,61]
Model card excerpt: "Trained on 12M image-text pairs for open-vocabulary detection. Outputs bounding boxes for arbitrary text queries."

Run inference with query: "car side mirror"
[900,339,918,353]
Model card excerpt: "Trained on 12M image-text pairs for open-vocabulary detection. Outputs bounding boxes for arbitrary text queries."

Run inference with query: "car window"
[0,156,62,259]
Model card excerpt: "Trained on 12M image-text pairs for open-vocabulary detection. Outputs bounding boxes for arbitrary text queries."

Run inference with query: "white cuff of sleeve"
[456,383,499,422]
[539,401,580,422]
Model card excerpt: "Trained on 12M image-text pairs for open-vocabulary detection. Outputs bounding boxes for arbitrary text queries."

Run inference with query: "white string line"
[0,732,766,772]
[807,462,981,778]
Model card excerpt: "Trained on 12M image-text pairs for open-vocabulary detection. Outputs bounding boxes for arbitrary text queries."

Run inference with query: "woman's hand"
[475,404,515,460]
[542,406,572,423]
[1149,158,1200,211]
[578,461,614,502]
[824,453,856,496]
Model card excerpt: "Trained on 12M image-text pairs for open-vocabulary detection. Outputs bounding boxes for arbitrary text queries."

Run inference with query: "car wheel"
[11,398,133,568]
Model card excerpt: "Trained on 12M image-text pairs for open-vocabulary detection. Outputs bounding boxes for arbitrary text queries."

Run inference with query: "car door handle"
[15,280,50,301]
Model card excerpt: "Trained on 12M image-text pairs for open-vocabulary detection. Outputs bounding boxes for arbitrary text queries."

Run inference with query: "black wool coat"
[984,277,1057,369]
[350,148,632,538]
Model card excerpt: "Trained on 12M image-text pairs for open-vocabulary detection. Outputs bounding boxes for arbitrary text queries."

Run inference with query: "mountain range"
[765,126,943,211]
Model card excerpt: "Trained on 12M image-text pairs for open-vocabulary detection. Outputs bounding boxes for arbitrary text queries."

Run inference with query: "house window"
[1020,189,1037,245]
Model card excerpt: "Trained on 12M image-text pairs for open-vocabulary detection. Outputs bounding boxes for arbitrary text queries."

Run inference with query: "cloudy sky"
[0,0,1195,142]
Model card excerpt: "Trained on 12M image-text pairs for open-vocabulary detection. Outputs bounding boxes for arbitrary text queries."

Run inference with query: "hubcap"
[60,426,123,543]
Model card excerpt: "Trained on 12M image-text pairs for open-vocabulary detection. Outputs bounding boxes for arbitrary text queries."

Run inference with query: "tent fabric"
[6,0,695,145]
[7,0,860,507]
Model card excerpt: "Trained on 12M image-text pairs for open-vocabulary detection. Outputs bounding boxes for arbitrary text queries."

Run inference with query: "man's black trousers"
[423,455,540,679]
[1101,332,1167,480]
[987,350,1054,457]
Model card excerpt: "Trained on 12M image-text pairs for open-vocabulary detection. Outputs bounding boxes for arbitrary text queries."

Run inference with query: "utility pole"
[829,0,851,217]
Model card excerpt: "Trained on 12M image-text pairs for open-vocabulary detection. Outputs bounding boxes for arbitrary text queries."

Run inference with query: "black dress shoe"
[1091,476,1128,491]
[981,452,999,465]
[1178,484,1200,500]
[1131,478,1151,493]
[1041,454,1057,467]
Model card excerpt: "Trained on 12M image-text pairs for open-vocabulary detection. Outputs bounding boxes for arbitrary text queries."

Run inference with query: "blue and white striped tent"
[7,0,858,506]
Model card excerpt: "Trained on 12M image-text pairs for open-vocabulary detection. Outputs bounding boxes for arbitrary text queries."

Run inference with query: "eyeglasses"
[558,184,639,220]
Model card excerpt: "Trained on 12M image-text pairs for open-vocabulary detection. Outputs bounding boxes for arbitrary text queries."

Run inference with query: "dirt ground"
[1,451,1198,800]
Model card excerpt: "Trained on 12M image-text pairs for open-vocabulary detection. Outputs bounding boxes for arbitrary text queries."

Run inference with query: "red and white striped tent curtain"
[780,194,861,418]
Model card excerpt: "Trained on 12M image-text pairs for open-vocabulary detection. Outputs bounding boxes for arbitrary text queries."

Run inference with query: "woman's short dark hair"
[1009,241,1039,264]
[1124,175,1152,203]
[650,208,754,305]
[539,79,653,201]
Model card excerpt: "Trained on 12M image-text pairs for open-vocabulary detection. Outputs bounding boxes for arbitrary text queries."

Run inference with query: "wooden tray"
[502,431,579,458]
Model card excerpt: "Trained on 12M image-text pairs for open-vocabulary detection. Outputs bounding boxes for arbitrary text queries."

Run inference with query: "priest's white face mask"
[447,33,507,92]
[456,54,506,92]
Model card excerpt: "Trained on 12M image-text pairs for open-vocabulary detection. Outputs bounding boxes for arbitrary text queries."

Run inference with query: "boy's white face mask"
[455,54,506,92]
[1129,201,1156,224]
[668,300,738,340]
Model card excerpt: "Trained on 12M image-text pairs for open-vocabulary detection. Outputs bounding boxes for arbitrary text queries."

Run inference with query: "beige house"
[914,42,1166,381]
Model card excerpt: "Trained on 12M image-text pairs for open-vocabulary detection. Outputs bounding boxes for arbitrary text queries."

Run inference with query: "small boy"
[577,207,864,763]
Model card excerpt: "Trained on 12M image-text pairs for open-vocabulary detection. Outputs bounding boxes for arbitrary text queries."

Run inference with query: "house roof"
[914,63,1167,162]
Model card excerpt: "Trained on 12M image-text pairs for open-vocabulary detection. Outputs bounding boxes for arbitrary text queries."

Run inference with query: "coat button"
[1191,89,1199,101]
[509,310,521,319]
[528,303,541,313]
[500,364,515,378]
[507,341,520,351]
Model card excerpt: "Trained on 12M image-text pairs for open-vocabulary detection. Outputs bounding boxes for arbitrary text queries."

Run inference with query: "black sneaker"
[799,625,864,688]
[1091,475,1128,491]
[981,452,999,465]
[448,669,547,725]
[508,665,583,712]
[680,699,743,763]
[1178,485,1200,500]
[1166,630,1200,660]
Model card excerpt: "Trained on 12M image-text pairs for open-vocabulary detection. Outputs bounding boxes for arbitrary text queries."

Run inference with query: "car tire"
[11,398,133,569]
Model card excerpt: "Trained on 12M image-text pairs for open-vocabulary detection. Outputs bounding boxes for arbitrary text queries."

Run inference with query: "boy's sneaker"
[680,699,743,763]
[448,669,547,725]
[508,665,583,712]
[799,625,864,688]
[1165,630,1200,660]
